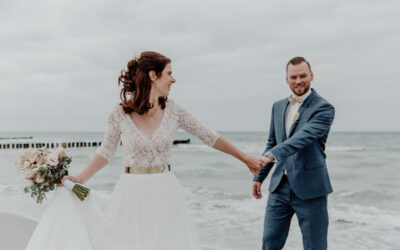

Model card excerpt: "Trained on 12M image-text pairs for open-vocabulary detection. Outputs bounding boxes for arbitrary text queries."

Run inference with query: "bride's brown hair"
[118,51,171,114]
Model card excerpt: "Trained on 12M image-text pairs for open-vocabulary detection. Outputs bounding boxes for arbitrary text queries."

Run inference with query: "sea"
[0,131,399,250]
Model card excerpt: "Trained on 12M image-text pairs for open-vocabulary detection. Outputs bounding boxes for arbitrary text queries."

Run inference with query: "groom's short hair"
[286,57,312,73]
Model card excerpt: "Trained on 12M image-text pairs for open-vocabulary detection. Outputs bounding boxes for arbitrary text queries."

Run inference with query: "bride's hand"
[57,175,81,187]
[244,155,262,177]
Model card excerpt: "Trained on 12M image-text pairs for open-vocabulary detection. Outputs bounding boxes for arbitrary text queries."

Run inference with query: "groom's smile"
[286,61,314,97]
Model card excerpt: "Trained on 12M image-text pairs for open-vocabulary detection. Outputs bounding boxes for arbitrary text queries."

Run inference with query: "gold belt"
[124,165,171,174]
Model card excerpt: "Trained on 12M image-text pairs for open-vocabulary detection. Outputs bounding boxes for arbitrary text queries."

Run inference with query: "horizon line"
[1,130,400,133]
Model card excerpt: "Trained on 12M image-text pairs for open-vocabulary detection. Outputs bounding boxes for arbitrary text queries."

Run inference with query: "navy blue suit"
[254,89,335,250]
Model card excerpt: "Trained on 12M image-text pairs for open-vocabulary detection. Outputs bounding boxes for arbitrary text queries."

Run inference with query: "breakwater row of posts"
[0,139,191,150]
[0,141,104,150]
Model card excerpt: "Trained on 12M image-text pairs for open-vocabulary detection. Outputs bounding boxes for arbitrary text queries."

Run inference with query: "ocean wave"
[330,203,400,229]
[186,186,400,230]
[336,189,397,200]
[173,143,265,154]
[173,144,215,152]
[326,146,365,152]
[0,183,25,194]
[173,144,400,155]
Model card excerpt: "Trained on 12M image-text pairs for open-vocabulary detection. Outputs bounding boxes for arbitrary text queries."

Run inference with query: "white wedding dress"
[26,99,219,250]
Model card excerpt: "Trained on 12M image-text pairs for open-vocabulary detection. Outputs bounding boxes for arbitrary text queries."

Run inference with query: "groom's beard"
[293,85,310,96]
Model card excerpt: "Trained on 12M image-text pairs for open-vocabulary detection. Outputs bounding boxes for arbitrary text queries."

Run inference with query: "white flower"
[291,112,300,126]
[35,174,45,183]
[132,53,140,61]
[24,160,31,168]
[46,154,59,167]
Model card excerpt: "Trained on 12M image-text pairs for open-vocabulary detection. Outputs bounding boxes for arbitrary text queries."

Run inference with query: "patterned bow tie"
[288,96,303,105]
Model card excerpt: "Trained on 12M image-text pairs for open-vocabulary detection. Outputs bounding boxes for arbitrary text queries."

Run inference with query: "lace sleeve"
[95,104,122,161]
[175,102,219,147]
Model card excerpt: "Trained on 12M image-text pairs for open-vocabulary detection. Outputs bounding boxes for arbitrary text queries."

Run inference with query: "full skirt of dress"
[26,172,202,250]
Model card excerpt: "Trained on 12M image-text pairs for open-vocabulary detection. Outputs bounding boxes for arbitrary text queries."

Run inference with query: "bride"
[26,51,263,250]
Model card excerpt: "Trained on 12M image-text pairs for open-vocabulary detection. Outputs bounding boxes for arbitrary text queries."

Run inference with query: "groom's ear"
[310,71,314,81]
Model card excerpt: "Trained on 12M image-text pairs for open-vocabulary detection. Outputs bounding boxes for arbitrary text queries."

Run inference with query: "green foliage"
[22,147,73,204]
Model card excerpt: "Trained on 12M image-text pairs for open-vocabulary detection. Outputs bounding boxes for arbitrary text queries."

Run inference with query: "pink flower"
[46,154,59,167]
[24,168,36,179]
[31,155,39,164]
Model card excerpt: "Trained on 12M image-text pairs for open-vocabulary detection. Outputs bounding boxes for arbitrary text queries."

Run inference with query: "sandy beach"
[0,212,37,250]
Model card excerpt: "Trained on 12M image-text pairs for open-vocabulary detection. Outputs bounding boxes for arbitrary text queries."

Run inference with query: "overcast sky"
[1,0,399,132]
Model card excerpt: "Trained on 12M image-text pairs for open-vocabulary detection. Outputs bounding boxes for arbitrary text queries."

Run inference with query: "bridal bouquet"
[16,146,90,203]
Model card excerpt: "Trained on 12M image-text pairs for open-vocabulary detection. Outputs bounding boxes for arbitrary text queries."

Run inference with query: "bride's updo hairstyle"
[118,51,171,114]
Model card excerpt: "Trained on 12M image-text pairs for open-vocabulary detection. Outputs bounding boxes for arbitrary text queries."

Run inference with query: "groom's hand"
[252,181,263,199]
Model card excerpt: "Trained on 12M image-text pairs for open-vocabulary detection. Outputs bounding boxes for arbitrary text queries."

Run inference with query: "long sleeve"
[254,104,277,183]
[270,103,335,162]
[96,104,122,161]
[175,102,219,147]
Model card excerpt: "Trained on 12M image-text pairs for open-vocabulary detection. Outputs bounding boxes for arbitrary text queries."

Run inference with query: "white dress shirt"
[285,89,312,137]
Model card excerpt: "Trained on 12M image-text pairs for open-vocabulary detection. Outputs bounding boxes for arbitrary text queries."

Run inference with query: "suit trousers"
[262,175,328,250]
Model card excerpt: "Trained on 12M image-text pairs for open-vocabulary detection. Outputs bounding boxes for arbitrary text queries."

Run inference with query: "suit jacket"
[254,88,335,200]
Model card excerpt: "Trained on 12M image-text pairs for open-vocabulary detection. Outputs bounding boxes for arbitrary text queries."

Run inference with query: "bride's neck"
[147,91,160,117]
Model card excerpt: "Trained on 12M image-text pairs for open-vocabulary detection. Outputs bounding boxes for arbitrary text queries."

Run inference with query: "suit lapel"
[280,99,290,141]
[288,89,316,137]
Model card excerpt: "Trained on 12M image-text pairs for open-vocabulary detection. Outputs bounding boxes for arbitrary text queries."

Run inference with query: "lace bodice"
[96,99,219,168]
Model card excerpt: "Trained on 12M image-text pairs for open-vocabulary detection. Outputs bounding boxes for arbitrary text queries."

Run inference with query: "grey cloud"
[1,0,399,132]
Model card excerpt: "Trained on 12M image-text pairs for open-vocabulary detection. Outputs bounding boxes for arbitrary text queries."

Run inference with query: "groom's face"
[286,62,314,96]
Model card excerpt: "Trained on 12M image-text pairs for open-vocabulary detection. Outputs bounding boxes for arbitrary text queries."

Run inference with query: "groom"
[253,57,335,250]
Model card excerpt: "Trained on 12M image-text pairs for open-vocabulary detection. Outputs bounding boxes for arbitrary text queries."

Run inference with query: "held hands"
[243,155,267,177]
[260,156,272,166]
[244,155,272,177]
